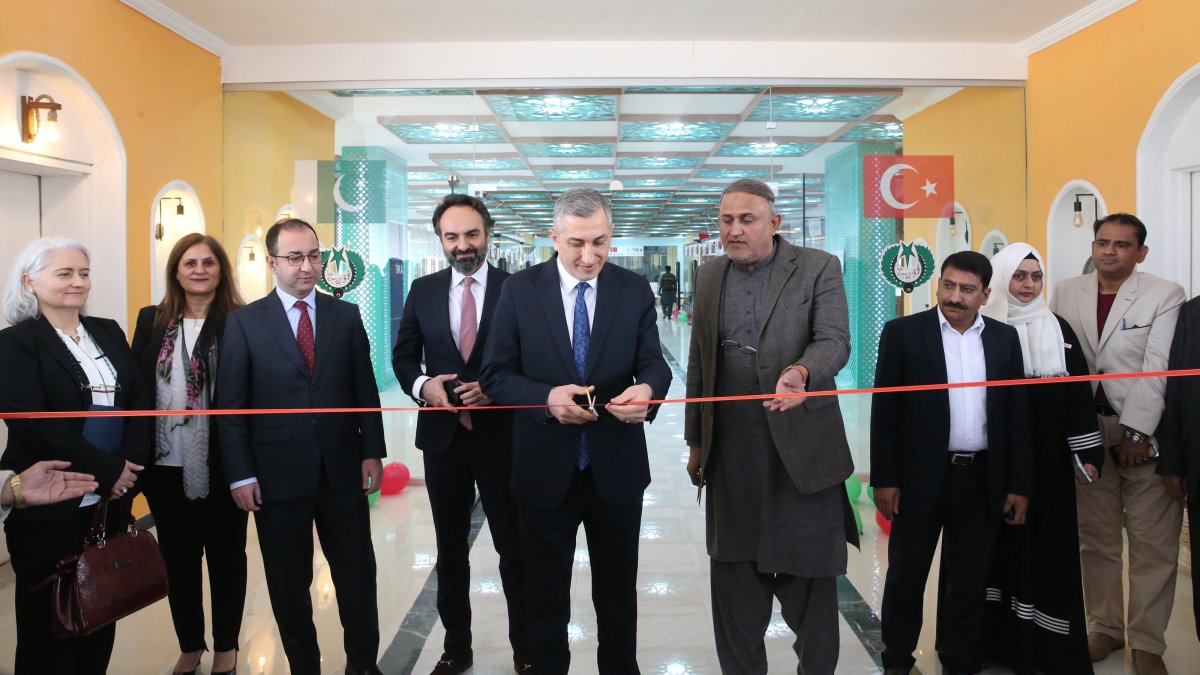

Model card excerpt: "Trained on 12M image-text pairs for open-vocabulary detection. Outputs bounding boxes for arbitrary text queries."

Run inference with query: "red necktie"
[295,300,315,377]
[458,278,477,430]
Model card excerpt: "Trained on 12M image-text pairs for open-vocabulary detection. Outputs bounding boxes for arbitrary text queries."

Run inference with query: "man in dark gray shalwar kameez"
[685,178,858,674]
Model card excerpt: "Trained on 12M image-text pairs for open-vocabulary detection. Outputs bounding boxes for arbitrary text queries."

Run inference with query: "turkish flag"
[863,155,954,218]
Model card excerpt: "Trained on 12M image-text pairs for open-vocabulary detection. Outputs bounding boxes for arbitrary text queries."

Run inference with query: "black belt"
[947,451,987,465]
[1095,404,1118,417]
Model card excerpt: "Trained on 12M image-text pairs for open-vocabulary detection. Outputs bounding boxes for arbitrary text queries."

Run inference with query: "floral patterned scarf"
[155,316,214,425]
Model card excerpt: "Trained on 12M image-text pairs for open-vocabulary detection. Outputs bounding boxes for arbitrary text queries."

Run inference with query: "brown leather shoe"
[1132,649,1168,675]
[1087,632,1125,662]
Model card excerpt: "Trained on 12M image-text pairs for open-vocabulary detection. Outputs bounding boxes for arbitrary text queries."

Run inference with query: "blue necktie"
[573,281,590,469]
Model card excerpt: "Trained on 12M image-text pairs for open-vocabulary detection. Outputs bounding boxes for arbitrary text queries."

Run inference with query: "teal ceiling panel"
[746,95,894,121]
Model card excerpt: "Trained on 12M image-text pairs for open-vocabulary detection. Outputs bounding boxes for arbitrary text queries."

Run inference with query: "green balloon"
[845,475,863,503]
[367,490,381,508]
[867,485,875,503]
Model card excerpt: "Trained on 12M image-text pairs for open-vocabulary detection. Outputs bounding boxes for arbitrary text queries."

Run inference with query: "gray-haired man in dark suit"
[685,178,858,674]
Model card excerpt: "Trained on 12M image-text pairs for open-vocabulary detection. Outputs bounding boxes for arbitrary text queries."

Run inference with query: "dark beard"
[447,248,486,275]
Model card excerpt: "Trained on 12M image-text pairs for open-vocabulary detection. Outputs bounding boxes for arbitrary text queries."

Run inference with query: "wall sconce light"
[1072,193,1097,229]
[245,246,256,262]
[156,197,185,240]
[948,209,964,238]
[21,95,62,144]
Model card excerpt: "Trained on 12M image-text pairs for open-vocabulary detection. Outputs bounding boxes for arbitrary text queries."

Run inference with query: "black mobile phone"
[443,379,464,406]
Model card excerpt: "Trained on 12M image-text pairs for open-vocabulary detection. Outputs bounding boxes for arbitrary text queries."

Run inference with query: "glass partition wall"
[221,84,1029,474]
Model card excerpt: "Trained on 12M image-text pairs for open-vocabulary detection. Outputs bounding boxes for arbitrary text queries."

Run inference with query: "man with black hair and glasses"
[685,178,858,674]
[218,218,386,675]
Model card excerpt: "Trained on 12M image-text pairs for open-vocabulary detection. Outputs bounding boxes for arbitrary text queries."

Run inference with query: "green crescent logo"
[879,240,935,293]
[318,246,367,298]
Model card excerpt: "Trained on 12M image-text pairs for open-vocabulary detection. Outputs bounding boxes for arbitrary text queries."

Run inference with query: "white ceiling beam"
[220,41,1028,88]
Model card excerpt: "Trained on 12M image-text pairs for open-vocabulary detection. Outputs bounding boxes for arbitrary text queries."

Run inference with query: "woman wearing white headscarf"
[980,243,1103,674]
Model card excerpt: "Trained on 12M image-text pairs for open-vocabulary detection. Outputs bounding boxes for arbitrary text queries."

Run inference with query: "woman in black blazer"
[130,233,247,675]
[0,237,149,674]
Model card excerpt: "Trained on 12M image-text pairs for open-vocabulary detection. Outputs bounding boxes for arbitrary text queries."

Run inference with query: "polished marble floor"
[1,319,1196,673]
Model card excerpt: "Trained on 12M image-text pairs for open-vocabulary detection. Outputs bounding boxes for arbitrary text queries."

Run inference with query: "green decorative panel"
[824,142,896,390]
[327,146,407,391]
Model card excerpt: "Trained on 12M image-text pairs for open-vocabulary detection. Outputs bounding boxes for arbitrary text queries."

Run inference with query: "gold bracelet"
[10,473,25,509]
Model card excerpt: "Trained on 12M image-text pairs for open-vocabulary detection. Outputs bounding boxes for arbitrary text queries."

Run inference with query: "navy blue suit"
[482,257,671,673]
[217,290,385,675]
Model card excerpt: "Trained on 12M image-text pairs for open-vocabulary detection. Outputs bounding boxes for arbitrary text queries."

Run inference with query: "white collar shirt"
[556,257,597,343]
[938,307,989,452]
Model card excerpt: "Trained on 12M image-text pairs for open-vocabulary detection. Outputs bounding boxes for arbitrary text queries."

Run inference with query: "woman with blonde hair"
[0,237,149,674]
[131,233,247,675]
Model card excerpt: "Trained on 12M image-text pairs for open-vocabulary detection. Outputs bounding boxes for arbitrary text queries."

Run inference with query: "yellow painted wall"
[222,91,335,297]
[901,86,1029,310]
[0,0,223,328]
[1027,0,1200,252]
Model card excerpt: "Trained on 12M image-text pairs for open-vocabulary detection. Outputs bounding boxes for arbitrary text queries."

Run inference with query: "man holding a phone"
[871,251,1032,675]
[393,194,528,674]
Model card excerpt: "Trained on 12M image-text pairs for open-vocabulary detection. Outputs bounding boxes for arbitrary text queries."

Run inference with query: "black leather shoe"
[346,666,383,675]
[883,668,911,675]
[513,653,533,672]
[430,650,473,674]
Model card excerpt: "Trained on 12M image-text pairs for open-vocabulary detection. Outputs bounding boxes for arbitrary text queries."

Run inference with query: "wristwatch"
[9,473,25,509]
[1124,428,1148,444]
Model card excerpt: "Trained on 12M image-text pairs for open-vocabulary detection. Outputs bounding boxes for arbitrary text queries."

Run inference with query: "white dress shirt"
[230,287,319,491]
[277,286,318,339]
[56,324,118,507]
[411,265,489,402]
[938,308,989,452]
[556,257,597,342]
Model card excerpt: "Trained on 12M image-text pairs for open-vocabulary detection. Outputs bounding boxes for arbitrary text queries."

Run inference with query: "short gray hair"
[3,237,90,325]
[553,188,612,232]
[721,178,776,215]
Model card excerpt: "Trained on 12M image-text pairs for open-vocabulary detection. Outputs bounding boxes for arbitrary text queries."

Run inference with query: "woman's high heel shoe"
[211,648,238,675]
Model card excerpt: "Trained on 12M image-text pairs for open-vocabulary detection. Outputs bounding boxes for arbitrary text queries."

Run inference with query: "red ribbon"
[3,368,1199,420]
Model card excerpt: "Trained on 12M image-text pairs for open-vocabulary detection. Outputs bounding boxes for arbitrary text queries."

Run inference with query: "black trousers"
[1191,498,1200,643]
[660,295,677,318]
[5,503,124,675]
[142,465,248,653]
[881,455,1000,674]
[424,423,526,655]
[253,477,380,675]
[519,468,643,675]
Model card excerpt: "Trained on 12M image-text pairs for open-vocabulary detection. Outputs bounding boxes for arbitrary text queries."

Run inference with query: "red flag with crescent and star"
[863,155,954,218]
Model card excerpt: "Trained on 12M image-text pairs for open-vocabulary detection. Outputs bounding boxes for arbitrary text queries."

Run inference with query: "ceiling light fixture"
[21,94,62,144]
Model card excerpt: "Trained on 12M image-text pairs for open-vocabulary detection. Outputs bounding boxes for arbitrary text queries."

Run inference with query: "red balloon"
[380,462,411,495]
[875,509,892,535]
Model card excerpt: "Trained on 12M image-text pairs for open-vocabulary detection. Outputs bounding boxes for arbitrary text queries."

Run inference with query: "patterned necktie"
[573,281,590,469]
[458,277,477,430]
[295,300,315,377]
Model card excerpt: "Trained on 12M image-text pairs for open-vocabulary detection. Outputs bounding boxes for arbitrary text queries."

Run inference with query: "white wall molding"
[1019,0,1138,56]
[220,41,1027,87]
[121,0,230,57]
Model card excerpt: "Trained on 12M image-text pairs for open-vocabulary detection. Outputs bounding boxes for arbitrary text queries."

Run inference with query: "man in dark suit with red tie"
[217,218,386,675]
[482,187,672,674]
[392,194,528,674]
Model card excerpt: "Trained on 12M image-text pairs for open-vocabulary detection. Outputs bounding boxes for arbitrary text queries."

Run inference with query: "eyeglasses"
[720,339,757,355]
[271,252,322,266]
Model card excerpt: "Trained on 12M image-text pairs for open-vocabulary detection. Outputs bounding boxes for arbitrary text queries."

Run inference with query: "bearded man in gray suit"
[685,178,858,674]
